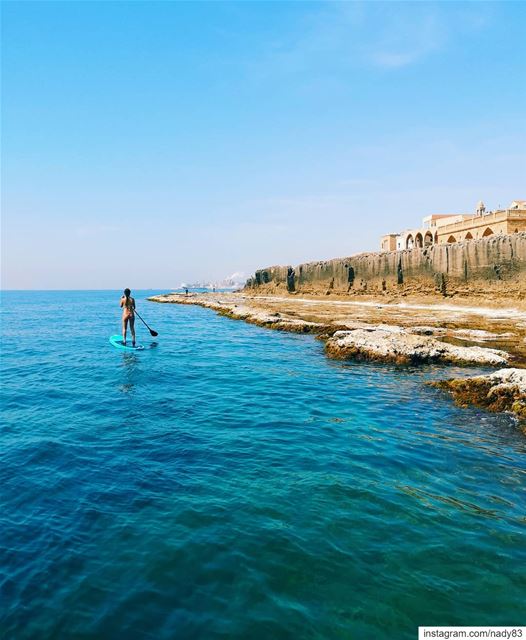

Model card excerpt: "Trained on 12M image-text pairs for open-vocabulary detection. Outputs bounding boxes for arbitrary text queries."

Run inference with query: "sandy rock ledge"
[431,368,526,422]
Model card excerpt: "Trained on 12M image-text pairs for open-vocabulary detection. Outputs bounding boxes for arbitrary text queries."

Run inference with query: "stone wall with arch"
[247,232,526,301]
[401,228,440,251]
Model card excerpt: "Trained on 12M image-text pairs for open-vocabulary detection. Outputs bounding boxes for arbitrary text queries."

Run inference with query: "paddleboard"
[109,335,145,351]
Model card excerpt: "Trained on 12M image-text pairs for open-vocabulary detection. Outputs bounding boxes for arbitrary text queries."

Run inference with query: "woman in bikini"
[120,288,136,346]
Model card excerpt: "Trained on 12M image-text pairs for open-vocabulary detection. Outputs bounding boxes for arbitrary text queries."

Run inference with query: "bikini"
[122,297,135,319]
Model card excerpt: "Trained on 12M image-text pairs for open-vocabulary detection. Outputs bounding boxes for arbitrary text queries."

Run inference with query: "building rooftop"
[423,214,459,220]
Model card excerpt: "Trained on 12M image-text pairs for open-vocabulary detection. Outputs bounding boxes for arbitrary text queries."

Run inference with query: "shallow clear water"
[1,291,525,639]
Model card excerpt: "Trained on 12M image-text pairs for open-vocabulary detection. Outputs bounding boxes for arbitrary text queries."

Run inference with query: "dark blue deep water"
[1,291,525,639]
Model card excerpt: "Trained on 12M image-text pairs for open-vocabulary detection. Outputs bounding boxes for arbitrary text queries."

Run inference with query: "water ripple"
[1,291,526,639]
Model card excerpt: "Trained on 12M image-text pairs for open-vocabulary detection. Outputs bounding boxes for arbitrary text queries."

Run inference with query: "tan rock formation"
[246,232,526,304]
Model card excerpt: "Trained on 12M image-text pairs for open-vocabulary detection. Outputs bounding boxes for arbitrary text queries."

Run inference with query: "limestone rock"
[325,326,509,365]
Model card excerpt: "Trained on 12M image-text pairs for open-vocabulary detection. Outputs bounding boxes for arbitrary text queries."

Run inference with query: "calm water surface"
[1,291,525,639]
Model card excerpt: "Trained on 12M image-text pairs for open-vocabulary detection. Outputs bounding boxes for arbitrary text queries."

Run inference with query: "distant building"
[380,234,398,252]
[380,200,526,251]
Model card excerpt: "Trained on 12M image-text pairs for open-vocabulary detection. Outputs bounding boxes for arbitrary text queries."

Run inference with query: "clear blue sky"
[2,1,525,289]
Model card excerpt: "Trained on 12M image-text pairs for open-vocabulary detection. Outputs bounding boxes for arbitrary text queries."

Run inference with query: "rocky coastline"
[148,291,526,425]
[431,369,526,426]
[245,232,526,306]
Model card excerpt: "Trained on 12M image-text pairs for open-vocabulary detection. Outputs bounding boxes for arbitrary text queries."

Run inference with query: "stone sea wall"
[246,232,526,299]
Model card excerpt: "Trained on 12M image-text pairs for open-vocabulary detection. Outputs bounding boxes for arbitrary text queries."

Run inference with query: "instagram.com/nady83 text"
[419,627,525,639]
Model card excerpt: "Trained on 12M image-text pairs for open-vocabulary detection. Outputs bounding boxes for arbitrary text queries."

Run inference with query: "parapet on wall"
[246,232,526,298]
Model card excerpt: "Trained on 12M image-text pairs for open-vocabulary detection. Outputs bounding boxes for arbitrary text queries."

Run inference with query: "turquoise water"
[1,290,525,639]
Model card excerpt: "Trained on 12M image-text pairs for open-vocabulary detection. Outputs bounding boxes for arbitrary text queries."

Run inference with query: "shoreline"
[148,291,526,426]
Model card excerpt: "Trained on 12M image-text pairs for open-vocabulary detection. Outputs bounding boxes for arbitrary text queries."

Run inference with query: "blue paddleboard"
[109,335,145,351]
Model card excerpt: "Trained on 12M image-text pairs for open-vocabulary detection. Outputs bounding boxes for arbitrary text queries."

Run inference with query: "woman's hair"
[124,288,131,297]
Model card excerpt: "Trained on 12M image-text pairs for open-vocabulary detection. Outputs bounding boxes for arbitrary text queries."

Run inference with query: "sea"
[1,290,525,639]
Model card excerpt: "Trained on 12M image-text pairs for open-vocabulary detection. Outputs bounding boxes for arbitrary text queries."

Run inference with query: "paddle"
[134,309,158,337]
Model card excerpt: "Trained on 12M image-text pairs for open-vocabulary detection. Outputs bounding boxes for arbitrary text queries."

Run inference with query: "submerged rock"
[410,326,447,336]
[431,368,526,422]
[325,326,509,365]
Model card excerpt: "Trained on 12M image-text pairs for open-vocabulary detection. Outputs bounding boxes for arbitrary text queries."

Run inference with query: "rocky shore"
[431,369,526,426]
[325,326,508,366]
[148,291,526,423]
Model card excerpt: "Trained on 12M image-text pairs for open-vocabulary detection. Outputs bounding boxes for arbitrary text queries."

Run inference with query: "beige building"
[381,200,526,251]
[380,233,398,252]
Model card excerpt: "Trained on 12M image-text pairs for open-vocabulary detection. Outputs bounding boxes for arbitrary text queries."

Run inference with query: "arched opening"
[482,227,494,237]
[424,231,433,247]
[406,234,414,250]
[447,235,456,244]
[434,231,438,244]
[465,232,473,240]
[515,228,519,233]
[414,233,424,248]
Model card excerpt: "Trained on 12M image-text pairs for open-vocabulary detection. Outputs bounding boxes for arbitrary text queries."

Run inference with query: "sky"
[2,0,525,289]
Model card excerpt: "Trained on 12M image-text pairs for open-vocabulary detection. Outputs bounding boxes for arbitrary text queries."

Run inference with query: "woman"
[120,288,136,346]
